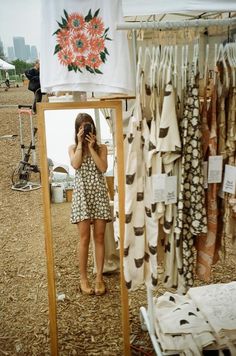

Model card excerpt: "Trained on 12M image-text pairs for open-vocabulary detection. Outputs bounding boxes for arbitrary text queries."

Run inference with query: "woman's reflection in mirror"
[68,113,112,296]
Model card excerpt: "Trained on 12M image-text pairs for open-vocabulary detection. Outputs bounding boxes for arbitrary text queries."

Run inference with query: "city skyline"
[0,35,39,62]
[0,0,41,53]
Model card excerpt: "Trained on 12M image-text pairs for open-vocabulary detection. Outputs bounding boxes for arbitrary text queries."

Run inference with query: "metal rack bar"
[117,17,236,30]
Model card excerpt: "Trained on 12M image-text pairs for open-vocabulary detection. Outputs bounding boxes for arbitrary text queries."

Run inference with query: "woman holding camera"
[68,113,111,296]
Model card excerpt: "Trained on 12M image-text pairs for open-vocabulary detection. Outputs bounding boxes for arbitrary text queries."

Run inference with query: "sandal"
[79,280,94,295]
[95,280,106,296]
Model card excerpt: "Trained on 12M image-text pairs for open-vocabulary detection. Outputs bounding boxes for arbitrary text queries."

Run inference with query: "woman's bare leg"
[93,219,106,282]
[77,220,91,281]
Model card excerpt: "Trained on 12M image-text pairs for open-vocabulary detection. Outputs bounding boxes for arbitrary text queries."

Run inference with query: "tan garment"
[196,85,220,281]
[224,88,236,245]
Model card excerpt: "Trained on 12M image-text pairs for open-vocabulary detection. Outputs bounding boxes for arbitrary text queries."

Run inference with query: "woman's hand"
[77,127,84,143]
[86,133,96,150]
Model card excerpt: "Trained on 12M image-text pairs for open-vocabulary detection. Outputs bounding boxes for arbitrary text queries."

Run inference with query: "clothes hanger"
[157,45,166,92]
[173,45,178,89]
[161,45,169,88]
[142,46,152,109]
[166,45,173,85]
[182,44,188,90]
[214,43,218,85]
[162,44,173,88]
[217,43,229,88]
[136,46,143,96]
[225,43,236,87]
[192,40,199,77]
[154,46,161,95]
[204,43,209,88]
[181,46,185,91]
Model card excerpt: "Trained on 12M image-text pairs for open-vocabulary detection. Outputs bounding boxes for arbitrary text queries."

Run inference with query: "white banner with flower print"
[40,0,134,95]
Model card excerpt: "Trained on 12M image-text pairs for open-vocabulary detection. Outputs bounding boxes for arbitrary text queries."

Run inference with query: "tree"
[11,59,33,75]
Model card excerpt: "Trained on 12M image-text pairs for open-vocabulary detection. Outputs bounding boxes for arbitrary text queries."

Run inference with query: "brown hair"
[74,113,99,154]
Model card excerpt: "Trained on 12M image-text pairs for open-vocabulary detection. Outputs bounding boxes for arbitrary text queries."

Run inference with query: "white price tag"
[152,174,166,203]
[165,176,177,204]
[208,156,223,183]
[222,165,236,194]
[202,161,208,189]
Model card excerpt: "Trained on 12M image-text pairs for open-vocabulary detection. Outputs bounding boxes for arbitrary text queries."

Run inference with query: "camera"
[83,123,93,137]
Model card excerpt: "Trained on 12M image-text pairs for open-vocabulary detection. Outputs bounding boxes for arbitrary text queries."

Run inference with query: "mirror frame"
[37,100,130,356]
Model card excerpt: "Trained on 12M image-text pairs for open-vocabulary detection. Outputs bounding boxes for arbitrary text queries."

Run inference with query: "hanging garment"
[156,83,181,153]
[141,48,153,123]
[162,161,185,294]
[223,87,236,246]
[122,100,147,290]
[196,84,220,281]
[142,70,166,289]
[216,74,228,255]
[153,83,184,293]
[143,117,161,289]
[175,67,207,292]
[40,0,134,94]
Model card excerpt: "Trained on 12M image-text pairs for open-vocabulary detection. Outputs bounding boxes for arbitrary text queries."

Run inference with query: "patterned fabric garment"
[113,50,150,291]
[153,83,184,293]
[175,68,207,292]
[143,117,160,289]
[196,84,220,281]
[223,87,236,245]
[122,100,148,290]
[216,76,228,255]
[70,155,111,223]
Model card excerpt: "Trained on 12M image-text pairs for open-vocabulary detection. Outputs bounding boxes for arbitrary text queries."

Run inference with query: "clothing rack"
[117,17,236,31]
[116,14,236,355]
[117,16,236,84]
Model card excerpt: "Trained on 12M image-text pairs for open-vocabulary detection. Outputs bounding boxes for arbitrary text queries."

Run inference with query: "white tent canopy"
[122,0,236,16]
[0,59,15,71]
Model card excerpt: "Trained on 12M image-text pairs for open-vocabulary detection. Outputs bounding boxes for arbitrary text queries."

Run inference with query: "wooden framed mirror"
[37,100,130,355]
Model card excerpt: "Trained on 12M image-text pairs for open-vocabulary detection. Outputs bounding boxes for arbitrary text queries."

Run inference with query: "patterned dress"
[70,155,111,224]
[175,67,207,291]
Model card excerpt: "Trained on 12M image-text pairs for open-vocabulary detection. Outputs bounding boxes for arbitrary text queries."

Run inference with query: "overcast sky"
[0,0,41,50]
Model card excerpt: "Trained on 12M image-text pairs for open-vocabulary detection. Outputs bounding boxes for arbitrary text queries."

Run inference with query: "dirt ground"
[0,86,235,356]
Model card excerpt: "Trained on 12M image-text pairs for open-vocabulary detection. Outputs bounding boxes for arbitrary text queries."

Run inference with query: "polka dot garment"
[70,155,112,223]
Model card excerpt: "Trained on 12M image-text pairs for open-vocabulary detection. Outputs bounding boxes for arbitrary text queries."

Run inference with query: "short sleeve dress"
[70,154,112,224]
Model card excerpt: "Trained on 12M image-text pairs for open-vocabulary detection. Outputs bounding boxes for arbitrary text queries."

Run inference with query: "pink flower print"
[56,29,70,47]
[58,48,73,66]
[53,9,111,74]
[86,53,102,69]
[87,17,105,37]
[72,32,89,54]
[68,13,85,30]
[89,37,105,54]
[74,55,86,68]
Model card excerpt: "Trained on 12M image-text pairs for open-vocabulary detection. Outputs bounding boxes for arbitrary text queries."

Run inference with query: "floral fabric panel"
[40,0,134,94]
[53,8,111,75]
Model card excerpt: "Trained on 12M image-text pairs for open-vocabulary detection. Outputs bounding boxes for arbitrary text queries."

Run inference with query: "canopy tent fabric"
[122,0,236,17]
[0,59,15,71]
